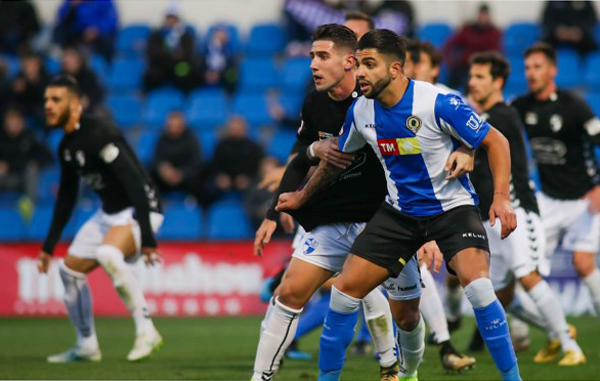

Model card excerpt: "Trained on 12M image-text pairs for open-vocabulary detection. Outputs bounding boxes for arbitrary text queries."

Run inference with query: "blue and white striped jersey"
[338,79,491,217]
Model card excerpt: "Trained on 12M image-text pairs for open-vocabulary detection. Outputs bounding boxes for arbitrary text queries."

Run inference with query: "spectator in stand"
[53,0,118,61]
[143,4,201,94]
[11,52,50,127]
[151,110,207,204]
[202,24,237,93]
[443,3,501,89]
[0,0,41,55]
[542,1,598,55]
[60,45,105,112]
[212,115,264,194]
[244,157,282,228]
[0,106,52,201]
[0,58,11,118]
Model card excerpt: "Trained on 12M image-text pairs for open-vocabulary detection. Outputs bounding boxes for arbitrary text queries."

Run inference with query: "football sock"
[507,290,551,333]
[260,297,277,337]
[362,288,396,367]
[396,315,425,377]
[420,265,451,343]
[583,269,600,321]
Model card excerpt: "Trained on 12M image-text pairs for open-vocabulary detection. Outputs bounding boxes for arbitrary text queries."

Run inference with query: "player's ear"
[344,52,356,71]
[390,61,402,80]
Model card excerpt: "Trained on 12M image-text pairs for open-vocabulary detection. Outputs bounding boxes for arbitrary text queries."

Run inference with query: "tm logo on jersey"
[303,238,319,255]
[377,137,421,156]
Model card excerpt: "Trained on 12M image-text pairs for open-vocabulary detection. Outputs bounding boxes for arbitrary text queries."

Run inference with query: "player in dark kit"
[511,43,600,353]
[468,52,585,365]
[37,76,164,363]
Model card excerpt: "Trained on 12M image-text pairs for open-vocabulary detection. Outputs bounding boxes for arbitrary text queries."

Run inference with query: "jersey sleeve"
[435,93,491,149]
[576,98,600,144]
[338,102,366,153]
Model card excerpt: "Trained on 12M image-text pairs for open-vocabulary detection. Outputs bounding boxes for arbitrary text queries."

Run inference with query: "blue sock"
[473,299,520,380]
[319,308,359,375]
[356,308,372,344]
[295,293,330,339]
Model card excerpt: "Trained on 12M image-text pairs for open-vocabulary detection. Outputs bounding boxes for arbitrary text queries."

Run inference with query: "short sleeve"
[338,102,366,153]
[435,93,491,149]
[575,98,600,142]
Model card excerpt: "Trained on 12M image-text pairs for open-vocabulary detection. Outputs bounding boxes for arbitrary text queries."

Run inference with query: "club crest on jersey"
[406,115,422,134]
[75,150,85,167]
[550,114,563,132]
[525,112,538,125]
[303,237,319,255]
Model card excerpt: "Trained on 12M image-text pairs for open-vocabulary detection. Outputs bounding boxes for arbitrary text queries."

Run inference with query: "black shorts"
[350,203,489,277]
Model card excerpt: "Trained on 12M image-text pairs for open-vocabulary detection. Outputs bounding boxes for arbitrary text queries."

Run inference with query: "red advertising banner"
[0,242,293,317]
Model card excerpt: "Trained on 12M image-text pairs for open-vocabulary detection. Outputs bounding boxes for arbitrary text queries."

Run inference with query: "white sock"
[397,315,425,377]
[253,297,302,380]
[507,290,550,332]
[260,297,277,337]
[96,245,154,335]
[59,262,99,350]
[419,265,450,344]
[362,288,397,368]
[528,281,580,352]
[583,269,600,320]
[445,280,463,322]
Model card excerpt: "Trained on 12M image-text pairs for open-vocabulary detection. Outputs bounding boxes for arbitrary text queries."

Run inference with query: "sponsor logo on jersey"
[100,143,120,163]
[406,115,422,134]
[525,112,538,125]
[75,150,85,167]
[549,114,563,132]
[377,137,421,156]
[303,237,319,255]
[466,113,483,132]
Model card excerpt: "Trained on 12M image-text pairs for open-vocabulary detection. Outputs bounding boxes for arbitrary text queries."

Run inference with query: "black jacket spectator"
[60,46,105,112]
[11,53,50,127]
[0,0,41,54]
[542,1,598,55]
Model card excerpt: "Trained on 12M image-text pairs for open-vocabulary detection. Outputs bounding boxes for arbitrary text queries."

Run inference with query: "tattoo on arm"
[301,159,343,199]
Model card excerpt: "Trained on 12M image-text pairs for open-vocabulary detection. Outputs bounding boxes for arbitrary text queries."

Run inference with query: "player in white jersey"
[278,30,520,381]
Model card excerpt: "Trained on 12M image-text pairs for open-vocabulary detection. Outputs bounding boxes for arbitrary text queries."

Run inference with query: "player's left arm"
[578,99,600,213]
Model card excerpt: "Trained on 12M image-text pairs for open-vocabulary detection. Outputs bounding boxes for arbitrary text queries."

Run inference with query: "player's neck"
[327,75,356,101]
[377,77,409,108]
[481,92,503,112]
[534,82,557,101]
[64,121,80,134]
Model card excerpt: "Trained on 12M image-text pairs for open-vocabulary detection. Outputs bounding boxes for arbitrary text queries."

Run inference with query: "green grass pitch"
[1,316,599,380]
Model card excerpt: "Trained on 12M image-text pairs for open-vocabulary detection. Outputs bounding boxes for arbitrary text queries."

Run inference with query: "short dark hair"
[406,39,421,64]
[357,29,407,65]
[48,75,81,96]
[524,42,557,65]
[312,24,357,52]
[470,51,510,89]
[418,40,442,68]
[344,11,375,31]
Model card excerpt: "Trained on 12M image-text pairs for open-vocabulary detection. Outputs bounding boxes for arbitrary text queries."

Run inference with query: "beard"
[48,109,70,129]
[363,74,392,99]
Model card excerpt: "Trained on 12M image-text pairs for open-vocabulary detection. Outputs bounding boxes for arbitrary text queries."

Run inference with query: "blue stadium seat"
[107,94,141,129]
[207,200,252,240]
[0,207,26,241]
[586,92,600,117]
[238,58,279,94]
[47,130,63,156]
[503,22,540,55]
[246,23,286,56]
[135,131,159,166]
[417,23,452,48]
[38,168,60,204]
[157,204,203,240]
[90,54,109,84]
[142,88,186,128]
[584,52,600,88]
[505,55,527,93]
[280,57,312,92]
[0,192,21,206]
[45,56,61,76]
[108,58,145,92]
[278,95,303,119]
[116,24,152,58]
[186,88,228,130]
[1,54,19,78]
[27,204,54,240]
[197,130,217,160]
[556,49,581,88]
[203,23,240,54]
[231,94,273,126]
[268,130,297,164]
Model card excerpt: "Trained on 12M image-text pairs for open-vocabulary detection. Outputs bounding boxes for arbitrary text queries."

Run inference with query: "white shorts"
[68,207,164,261]
[537,192,600,254]
[292,222,421,301]
[487,207,549,290]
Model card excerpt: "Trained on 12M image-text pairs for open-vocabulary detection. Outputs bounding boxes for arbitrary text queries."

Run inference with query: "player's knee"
[276,281,308,310]
[573,253,595,277]
[518,271,542,291]
[96,245,125,273]
[392,299,420,331]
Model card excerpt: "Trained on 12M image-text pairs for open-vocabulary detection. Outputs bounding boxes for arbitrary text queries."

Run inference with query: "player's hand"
[445,146,474,180]
[417,241,443,273]
[141,247,163,266]
[258,166,286,192]
[311,138,355,169]
[489,194,517,239]
[280,212,295,234]
[37,251,52,274]
[583,185,600,214]
[276,191,306,212]
[254,219,277,257]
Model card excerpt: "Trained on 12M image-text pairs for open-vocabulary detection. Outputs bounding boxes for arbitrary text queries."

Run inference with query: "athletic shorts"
[351,203,489,277]
[537,192,600,255]
[292,222,421,301]
[68,207,163,261]
[487,207,549,290]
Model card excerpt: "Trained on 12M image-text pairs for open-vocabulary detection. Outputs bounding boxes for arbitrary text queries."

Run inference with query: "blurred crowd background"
[1,0,599,242]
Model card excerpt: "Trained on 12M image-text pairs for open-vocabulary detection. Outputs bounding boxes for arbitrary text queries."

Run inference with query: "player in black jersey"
[468,52,585,365]
[512,43,600,350]
[36,76,164,363]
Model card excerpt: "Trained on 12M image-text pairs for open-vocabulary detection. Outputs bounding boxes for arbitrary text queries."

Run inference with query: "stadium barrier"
[0,243,596,317]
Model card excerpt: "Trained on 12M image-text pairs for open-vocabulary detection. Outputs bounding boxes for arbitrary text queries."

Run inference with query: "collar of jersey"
[379,78,414,110]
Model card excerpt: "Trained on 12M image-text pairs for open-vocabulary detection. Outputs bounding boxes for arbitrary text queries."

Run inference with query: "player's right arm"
[39,155,80,273]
